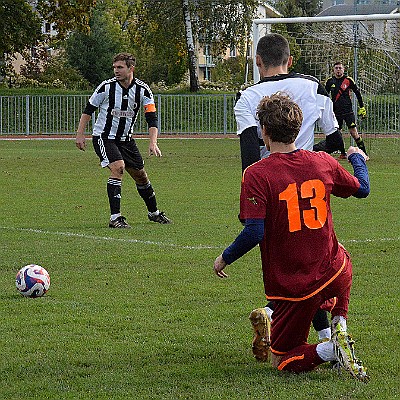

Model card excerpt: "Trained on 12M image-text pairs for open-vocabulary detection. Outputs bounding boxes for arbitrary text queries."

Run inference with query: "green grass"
[0,138,399,399]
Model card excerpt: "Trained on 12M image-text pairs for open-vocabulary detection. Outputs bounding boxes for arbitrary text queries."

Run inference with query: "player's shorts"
[92,137,144,170]
[269,246,352,356]
[336,112,357,130]
[313,130,344,154]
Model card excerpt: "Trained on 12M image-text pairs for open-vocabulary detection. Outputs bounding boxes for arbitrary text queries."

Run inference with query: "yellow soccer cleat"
[249,308,271,362]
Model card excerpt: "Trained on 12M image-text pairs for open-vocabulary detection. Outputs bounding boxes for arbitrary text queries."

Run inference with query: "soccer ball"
[15,264,50,298]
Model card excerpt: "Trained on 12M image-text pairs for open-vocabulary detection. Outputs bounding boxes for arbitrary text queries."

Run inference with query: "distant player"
[76,52,171,228]
[214,92,370,380]
[314,62,368,158]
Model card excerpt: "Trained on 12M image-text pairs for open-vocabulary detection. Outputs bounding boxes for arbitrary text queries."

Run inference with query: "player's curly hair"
[113,53,136,68]
[256,92,302,144]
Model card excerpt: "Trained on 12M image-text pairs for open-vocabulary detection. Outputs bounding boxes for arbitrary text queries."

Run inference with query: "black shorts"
[92,137,144,170]
[335,112,356,130]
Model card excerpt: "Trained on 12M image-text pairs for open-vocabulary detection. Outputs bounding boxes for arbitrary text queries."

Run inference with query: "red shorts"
[269,248,352,356]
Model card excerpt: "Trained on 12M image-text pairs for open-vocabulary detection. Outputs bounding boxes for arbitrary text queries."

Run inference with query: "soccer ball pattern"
[16,264,50,298]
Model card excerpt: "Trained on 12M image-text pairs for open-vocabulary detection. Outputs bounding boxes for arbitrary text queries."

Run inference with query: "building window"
[230,46,237,58]
[44,22,51,33]
[203,69,211,81]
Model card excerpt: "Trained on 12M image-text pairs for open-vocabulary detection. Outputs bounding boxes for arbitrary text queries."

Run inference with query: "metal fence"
[0,93,398,136]
[0,94,237,136]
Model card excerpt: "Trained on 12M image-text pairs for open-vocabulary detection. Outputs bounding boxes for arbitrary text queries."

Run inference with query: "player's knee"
[128,167,148,184]
[109,160,125,178]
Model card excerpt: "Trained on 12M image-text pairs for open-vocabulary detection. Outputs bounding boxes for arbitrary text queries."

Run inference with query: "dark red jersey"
[239,149,360,300]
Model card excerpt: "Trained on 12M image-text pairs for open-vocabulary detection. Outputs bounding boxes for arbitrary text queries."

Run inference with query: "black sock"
[355,137,368,154]
[266,301,275,311]
[107,178,121,216]
[312,308,330,331]
[137,181,157,213]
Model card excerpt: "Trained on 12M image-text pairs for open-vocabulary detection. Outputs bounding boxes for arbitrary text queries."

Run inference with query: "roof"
[317,4,399,16]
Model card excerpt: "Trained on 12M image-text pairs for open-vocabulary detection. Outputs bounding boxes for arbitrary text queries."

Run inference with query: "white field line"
[1,226,398,249]
[0,227,222,250]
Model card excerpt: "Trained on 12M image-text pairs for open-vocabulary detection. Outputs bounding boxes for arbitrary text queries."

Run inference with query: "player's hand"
[347,146,368,161]
[214,255,228,278]
[75,133,86,151]
[149,143,162,157]
[358,107,366,118]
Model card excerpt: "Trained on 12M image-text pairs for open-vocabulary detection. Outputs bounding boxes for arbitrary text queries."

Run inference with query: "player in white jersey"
[76,53,171,228]
[235,34,344,343]
[235,33,345,172]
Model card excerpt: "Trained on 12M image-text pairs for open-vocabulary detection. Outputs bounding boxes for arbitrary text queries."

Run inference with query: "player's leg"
[269,297,326,372]
[335,115,347,157]
[346,115,368,156]
[312,138,328,152]
[92,137,130,228]
[262,300,331,342]
[121,139,171,224]
[324,247,369,381]
[324,130,346,157]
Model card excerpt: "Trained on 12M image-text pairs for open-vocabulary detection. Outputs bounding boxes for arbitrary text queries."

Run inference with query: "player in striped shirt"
[214,93,369,381]
[76,53,171,227]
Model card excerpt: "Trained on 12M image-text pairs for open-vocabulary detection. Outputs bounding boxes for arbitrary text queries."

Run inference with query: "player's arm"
[144,103,161,157]
[240,126,261,171]
[349,77,364,107]
[349,77,366,117]
[325,78,333,96]
[214,218,264,277]
[234,92,261,171]
[76,103,97,151]
[347,147,370,198]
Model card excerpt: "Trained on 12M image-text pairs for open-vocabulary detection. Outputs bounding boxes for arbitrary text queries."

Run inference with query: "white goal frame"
[252,13,400,83]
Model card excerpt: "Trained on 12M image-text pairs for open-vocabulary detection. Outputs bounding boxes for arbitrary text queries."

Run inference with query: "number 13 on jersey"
[279,179,328,232]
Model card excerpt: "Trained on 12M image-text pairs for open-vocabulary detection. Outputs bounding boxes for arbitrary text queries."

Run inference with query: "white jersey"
[234,72,338,151]
[88,77,156,141]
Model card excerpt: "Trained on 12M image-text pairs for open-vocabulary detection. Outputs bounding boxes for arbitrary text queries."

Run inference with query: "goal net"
[251,14,400,153]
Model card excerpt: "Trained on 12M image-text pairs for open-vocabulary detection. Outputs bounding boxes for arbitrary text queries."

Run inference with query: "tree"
[126,1,188,86]
[36,0,96,40]
[273,0,322,17]
[182,0,199,91]
[65,0,132,86]
[0,0,42,56]
[139,0,260,91]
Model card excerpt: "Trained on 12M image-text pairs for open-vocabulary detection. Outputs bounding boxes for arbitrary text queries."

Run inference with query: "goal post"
[251,14,400,137]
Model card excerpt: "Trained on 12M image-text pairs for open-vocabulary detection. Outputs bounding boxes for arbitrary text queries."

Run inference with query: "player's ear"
[287,56,293,68]
[256,54,262,67]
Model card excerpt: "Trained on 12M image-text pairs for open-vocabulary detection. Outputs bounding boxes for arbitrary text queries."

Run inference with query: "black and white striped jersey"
[84,77,157,141]
[234,72,338,151]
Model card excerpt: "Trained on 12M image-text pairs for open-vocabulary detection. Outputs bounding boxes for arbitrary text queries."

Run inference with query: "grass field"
[1,137,399,399]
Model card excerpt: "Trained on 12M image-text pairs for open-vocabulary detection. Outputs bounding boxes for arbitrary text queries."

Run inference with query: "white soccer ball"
[15,264,50,298]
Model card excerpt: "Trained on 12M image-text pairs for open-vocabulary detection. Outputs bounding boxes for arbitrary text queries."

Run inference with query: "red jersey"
[239,149,360,300]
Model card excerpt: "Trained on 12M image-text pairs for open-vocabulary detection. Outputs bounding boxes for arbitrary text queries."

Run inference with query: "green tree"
[125,0,187,86]
[65,0,131,86]
[0,0,42,56]
[137,0,260,91]
[273,0,322,17]
[36,0,96,40]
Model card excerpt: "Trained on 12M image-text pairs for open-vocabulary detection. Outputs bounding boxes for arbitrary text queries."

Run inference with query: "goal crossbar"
[252,13,400,82]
